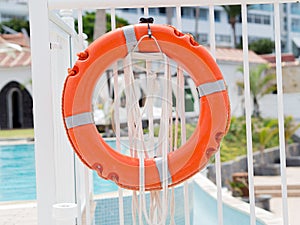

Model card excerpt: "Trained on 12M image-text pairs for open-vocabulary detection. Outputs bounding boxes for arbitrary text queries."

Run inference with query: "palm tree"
[254,118,278,165]
[284,116,300,157]
[93,9,107,40]
[166,7,173,25]
[222,5,241,48]
[237,64,276,117]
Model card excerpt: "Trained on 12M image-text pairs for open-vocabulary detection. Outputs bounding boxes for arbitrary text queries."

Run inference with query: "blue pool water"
[0,144,36,201]
[0,143,267,225]
[93,182,266,225]
[0,143,119,202]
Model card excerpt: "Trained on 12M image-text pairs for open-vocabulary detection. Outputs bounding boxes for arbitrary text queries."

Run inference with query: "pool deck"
[0,167,299,225]
[254,167,300,225]
[0,201,37,225]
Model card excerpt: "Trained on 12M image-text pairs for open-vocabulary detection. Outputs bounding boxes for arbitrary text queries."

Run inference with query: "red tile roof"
[1,33,30,47]
[261,53,296,63]
[0,33,31,68]
[210,47,268,64]
[0,34,267,68]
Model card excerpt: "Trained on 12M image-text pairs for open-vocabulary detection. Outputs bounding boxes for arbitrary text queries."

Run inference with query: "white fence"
[28,1,295,225]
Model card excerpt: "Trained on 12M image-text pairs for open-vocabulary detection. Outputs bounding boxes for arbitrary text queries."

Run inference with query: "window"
[292,18,300,32]
[247,14,270,25]
[254,15,261,24]
[149,8,158,15]
[216,34,231,43]
[158,7,166,15]
[122,8,137,13]
[291,3,300,14]
[198,33,208,44]
[263,15,270,25]
[249,4,273,11]
[181,7,193,18]
[199,8,208,21]
[283,3,287,13]
[1,14,25,21]
[214,10,221,22]
[284,17,287,32]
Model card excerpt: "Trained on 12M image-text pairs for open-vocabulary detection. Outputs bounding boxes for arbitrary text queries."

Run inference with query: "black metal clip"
[139,17,154,38]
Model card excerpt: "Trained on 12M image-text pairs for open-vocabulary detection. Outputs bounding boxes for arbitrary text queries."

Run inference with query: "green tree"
[0,18,30,35]
[249,38,275,54]
[222,5,241,48]
[237,64,276,117]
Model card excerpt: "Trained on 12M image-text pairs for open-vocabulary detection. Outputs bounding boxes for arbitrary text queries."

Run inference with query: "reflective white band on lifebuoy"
[154,157,172,185]
[122,25,138,52]
[65,112,94,129]
[196,79,226,98]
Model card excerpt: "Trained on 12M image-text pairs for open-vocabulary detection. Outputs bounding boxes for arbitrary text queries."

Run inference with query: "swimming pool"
[0,143,119,202]
[93,178,267,225]
[0,143,272,225]
[0,144,36,201]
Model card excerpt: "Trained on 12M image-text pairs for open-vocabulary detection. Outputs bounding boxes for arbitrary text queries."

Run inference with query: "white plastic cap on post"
[59,9,75,30]
[53,203,78,224]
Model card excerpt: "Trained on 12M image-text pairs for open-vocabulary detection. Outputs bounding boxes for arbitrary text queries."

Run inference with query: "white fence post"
[28,0,56,224]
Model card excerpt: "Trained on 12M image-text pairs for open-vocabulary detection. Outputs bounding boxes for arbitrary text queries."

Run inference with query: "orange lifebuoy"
[62,24,230,191]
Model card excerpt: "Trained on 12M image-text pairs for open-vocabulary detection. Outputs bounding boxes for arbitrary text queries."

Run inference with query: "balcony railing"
[28,1,298,225]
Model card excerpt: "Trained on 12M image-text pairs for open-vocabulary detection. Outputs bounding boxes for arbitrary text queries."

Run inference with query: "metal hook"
[147,23,152,38]
[139,17,154,38]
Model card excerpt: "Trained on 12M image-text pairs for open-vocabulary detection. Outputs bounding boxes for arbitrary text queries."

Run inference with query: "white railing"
[28,1,293,225]
[47,0,297,9]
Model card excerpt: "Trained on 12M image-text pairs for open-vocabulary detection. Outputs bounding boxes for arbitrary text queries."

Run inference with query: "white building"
[2,1,300,54]
[0,33,32,129]
[115,4,300,55]
[0,0,28,23]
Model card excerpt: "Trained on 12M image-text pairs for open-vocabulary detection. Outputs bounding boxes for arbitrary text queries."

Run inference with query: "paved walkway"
[0,202,37,225]
[254,167,300,225]
[254,167,300,187]
[0,167,299,225]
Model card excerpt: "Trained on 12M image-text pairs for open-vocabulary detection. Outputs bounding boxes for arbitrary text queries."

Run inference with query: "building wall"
[0,80,33,129]
[217,61,300,122]
[2,2,300,53]
[0,66,33,129]
[217,61,245,117]
[115,4,300,54]
[0,66,32,94]
[281,64,300,93]
[259,64,300,127]
[0,0,28,23]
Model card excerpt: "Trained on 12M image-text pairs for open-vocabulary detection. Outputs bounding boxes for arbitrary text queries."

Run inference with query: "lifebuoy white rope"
[127,44,172,225]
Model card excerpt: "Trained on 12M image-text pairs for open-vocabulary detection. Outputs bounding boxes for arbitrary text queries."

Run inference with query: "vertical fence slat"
[144,6,149,17]
[241,4,256,225]
[111,8,116,30]
[175,6,190,224]
[209,4,224,225]
[77,10,92,225]
[176,6,182,31]
[274,3,289,225]
[110,7,125,225]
